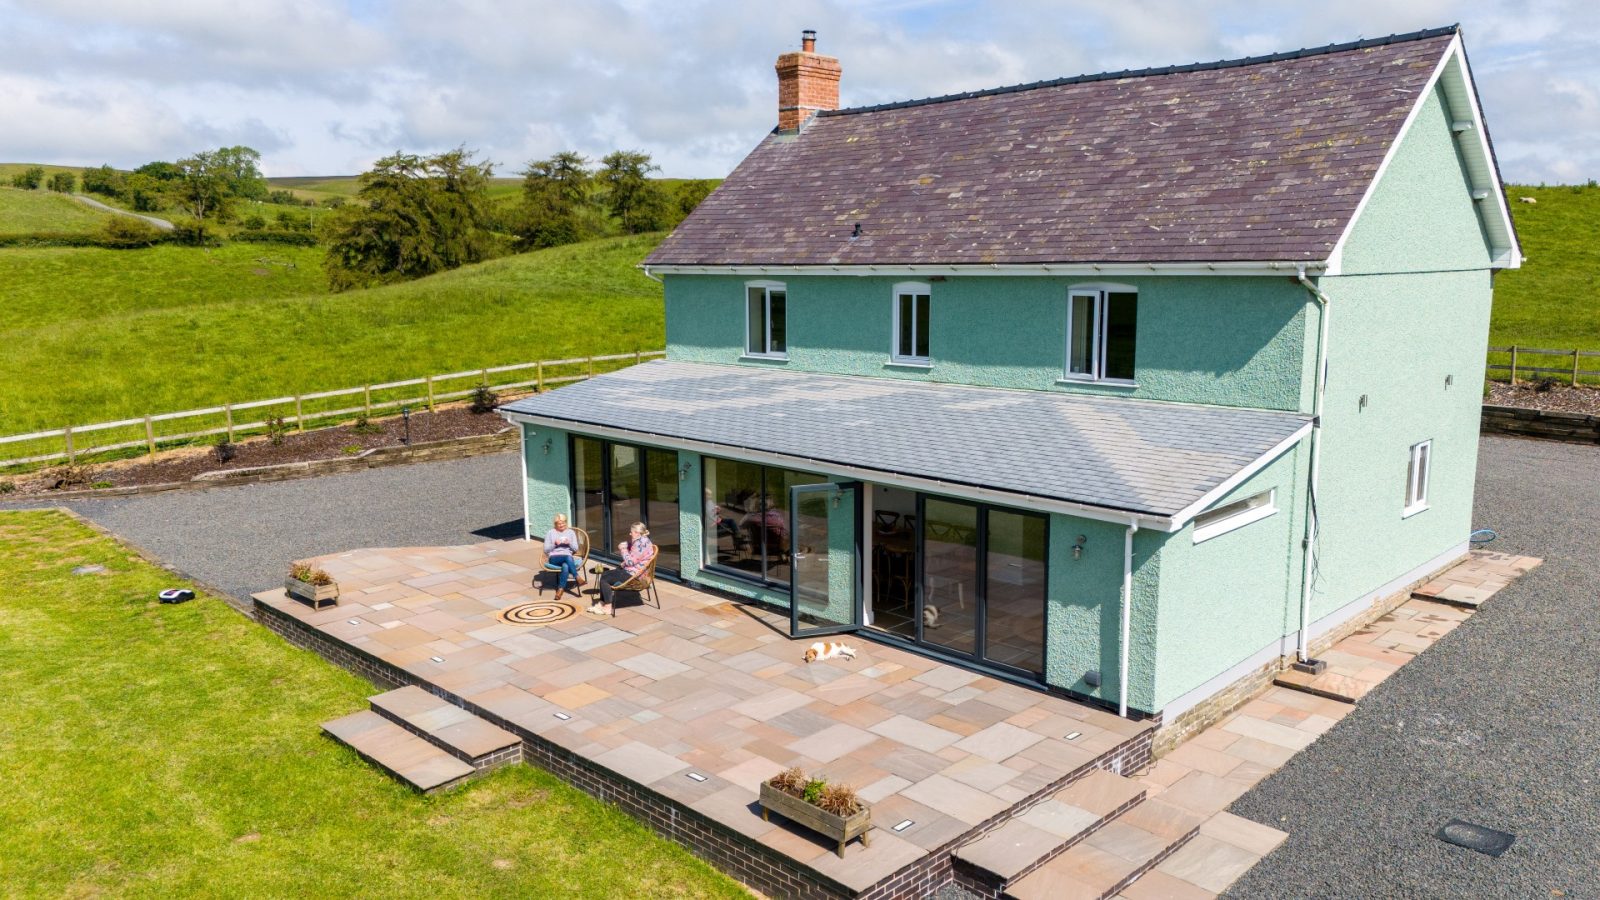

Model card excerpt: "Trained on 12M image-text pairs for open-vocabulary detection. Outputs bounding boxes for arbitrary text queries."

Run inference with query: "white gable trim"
[1167,422,1313,529]
[646,261,1326,278]
[1323,34,1521,275]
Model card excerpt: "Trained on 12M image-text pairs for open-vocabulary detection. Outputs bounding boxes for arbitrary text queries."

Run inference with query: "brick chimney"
[775,29,841,132]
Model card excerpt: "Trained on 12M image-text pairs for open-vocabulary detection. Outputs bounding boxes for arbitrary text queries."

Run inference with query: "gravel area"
[3,451,524,605]
[1227,435,1600,898]
[1487,381,1600,415]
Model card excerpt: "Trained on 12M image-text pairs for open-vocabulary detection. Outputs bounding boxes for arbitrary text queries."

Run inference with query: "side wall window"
[891,282,931,364]
[1065,286,1138,382]
[1404,440,1432,516]
[745,282,787,357]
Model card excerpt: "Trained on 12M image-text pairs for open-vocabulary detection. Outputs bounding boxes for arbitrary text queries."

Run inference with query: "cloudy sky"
[1,0,1595,184]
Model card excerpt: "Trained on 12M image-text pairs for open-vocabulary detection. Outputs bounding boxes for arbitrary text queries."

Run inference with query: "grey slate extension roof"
[646,27,1458,267]
[501,361,1310,521]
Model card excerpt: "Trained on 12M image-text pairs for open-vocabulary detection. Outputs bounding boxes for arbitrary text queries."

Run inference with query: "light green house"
[501,25,1520,725]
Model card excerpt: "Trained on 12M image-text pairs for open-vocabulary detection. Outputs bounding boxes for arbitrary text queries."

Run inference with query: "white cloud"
[0,0,1594,183]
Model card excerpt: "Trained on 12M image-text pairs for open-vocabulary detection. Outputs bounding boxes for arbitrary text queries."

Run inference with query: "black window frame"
[700,454,824,589]
[566,435,680,576]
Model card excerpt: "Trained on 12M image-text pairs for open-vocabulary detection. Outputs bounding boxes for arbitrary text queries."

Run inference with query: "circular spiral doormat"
[496,600,577,626]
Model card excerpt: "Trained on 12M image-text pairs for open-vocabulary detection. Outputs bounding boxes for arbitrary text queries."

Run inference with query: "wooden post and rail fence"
[0,350,664,470]
[1487,345,1600,386]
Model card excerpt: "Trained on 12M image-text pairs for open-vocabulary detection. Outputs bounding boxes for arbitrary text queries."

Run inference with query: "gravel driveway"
[4,452,524,605]
[1227,434,1600,898]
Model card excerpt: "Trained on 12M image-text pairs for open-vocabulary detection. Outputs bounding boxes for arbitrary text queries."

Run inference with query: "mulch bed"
[1487,381,1600,416]
[2,403,512,496]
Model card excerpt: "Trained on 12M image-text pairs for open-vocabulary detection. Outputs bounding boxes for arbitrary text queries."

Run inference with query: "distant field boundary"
[1487,345,1600,384]
[0,350,664,470]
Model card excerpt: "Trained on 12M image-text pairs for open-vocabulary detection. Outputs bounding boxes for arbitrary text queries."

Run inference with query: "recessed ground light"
[892,819,915,832]
[1437,819,1515,857]
[429,656,445,663]
[347,619,360,625]
[1065,731,1082,741]
[686,772,708,782]
[552,712,572,720]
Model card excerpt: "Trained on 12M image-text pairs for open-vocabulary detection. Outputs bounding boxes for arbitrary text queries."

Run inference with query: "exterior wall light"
[679,461,693,481]
[542,438,553,455]
[1073,534,1087,559]
[1358,394,1369,410]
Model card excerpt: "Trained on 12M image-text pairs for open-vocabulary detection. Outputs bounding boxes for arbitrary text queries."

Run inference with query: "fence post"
[1508,345,1518,384]
[1574,349,1582,386]
[225,403,234,442]
[588,356,595,378]
[635,349,642,366]
[363,385,372,419]
[295,395,304,431]
[536,362,544,392]
[64,426,75,465]
[144,416,156,461]
[426,375,435,411]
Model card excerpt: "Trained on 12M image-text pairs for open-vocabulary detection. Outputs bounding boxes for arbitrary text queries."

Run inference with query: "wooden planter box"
[285,577,339,609]
[758,782,872,858]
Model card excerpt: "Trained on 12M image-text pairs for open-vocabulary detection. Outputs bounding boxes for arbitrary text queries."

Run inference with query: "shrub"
[288,562,333,586]
[212,437,237,462]
[469,383,500,413]
[266,416,289,445]
[232,229,317,246]
[816,783,863,817]
[242,213,267,230]
[0,480,15,494]
[802,778,827,805]
[49,462,96,489]
[169,217,218,247]
[81,164,124,198]
[100,216,163,248]
[768,767,807,798]
[90,480,114,489]
[341,444,363,455]
[352,415,383,435]
[10,166,44,189]
[49,172,77,193]
[1533,376,1561,393]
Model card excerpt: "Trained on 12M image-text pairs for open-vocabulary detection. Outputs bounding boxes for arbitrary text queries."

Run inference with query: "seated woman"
[593,522,654,616]
[542,513,584,600]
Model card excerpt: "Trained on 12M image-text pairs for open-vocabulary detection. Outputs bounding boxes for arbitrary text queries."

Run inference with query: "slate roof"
[500,361,1310,520]
[646,27,1458,267]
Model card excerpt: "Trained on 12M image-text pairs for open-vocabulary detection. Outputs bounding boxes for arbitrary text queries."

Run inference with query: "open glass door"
[789,482,862,637]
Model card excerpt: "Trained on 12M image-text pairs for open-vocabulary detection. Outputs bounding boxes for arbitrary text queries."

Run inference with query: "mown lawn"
[0,235,665,434]
[0,187,114,236]
[1489,184,1600,377]
[0,509,749,898]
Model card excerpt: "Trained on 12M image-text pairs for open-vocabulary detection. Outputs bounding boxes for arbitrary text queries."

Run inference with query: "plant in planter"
[285,562,339,609]
[759,766,871,858]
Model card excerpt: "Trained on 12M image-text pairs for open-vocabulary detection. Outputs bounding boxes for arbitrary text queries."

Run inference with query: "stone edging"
[18,429,518,501]
[1481,404,1600,444]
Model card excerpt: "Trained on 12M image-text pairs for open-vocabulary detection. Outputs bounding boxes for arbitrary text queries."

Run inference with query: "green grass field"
[0,234,665,434]
[1490,184,1600,352]
[0,509,747,898]
[0,186,115,236]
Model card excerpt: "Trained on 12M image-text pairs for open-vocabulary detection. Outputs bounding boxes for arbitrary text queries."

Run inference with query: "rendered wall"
[1044,514,1157,712]
[521,422,572,534]
[1310,83,1493,622]
[665,274,1311,411]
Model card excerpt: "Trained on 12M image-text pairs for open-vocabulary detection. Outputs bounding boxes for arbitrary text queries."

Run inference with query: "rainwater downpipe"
[1296,265,1330,663]
[1118,517,1139,718]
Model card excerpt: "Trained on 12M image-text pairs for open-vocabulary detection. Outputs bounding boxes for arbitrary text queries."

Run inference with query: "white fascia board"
[1324,35,1520,275]
[645,261,1326,278]
[1167,421,1314,529]
[501,410,1176,531]
[1447,38,1521,268]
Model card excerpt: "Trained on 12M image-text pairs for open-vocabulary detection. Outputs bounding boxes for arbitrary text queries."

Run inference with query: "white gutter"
[640,265,662,283]
[643,261,1328,279]
[1295,265,1330,662]
[1119,517,1139,718]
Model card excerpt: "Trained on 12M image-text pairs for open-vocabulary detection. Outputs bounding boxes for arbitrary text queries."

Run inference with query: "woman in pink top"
[594,522,654,616]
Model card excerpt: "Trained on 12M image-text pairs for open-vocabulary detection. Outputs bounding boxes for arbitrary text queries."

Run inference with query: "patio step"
[368,686,522,769]
[1003,798,1206,900]
[322,710,477,794]
[955,769,1146,892]
[1272,668,1368,703]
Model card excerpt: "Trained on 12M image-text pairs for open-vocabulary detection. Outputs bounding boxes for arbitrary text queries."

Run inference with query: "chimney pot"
[775,30,840,132]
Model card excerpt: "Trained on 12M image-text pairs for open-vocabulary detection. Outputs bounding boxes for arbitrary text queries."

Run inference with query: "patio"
[254,540,1159,898]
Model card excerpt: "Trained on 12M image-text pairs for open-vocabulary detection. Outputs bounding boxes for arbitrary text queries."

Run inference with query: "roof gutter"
[642,261,1329,279]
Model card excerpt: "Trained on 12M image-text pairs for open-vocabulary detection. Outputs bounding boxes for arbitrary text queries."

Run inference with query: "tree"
[48,172,77,193]
[676,179,717,217]
[124,173,168,211]
[81,165,124,198]
[10,166,44,190]
[512,151,593,249]
[213,146,267,200]
[598,151,670,233]
[173,151,233,223]
[134,161,183,182]
[321,148,496,291]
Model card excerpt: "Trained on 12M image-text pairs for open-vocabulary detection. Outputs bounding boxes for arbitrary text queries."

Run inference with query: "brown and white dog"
[802,641,858,663]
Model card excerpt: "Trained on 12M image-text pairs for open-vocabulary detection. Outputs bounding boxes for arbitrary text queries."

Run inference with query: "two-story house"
[501,25,1519,734]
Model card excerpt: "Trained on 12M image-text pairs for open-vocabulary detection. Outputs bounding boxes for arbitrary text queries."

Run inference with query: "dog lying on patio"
[802,641,858,663]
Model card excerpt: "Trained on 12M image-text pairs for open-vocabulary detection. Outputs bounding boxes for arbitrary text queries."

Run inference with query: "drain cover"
[1437,819,1515,857]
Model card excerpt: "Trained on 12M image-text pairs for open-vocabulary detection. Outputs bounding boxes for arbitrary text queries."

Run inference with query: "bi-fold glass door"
[790,481,863,637]
[570,436,680,573]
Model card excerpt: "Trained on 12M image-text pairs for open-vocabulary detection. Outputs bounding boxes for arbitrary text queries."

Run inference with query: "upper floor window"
[892,282,931,365]
[1065,286,1138,382]
[745,281,787,358]
[1404,440,1432,517]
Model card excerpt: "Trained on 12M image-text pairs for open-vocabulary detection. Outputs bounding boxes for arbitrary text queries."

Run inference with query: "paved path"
[73,194,175,231]
[4,452,523,603]
[1227,435,1600,898]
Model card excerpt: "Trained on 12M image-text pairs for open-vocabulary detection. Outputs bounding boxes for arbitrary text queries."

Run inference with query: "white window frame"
[1403,440,1432,517]
[743,280,787,359]
[890,281,932,366]
[1192,489,1277,543]
[1063,282,1137,384]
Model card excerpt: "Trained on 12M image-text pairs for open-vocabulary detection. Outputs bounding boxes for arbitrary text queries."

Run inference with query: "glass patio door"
[789,482,862,637]
[569,436,680,574]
